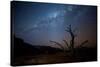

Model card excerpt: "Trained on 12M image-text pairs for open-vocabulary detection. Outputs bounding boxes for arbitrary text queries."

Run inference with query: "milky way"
[12,1,97,47]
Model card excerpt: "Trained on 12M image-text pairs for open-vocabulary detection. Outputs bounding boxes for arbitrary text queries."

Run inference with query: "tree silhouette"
[65,25,75,55]
[50,25,88,56]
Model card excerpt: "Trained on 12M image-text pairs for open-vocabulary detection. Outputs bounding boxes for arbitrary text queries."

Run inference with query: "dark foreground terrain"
[11,36,97,66]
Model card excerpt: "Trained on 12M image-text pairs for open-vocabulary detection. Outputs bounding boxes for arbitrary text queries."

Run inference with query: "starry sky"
[11,1,97,48]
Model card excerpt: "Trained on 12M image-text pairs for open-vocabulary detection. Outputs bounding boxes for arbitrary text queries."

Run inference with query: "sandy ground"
[14,52,79,65]
[13,48,97,66]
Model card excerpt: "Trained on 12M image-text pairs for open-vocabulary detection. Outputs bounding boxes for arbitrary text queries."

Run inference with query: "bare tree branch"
[63,40,70,49]
[79,40,88,48]
[50,40,65,50]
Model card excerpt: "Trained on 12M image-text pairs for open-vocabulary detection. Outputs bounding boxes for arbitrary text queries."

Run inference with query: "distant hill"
[11,35,63,58]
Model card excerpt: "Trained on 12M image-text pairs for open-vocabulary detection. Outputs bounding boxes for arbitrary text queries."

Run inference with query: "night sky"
[11,1,97,48]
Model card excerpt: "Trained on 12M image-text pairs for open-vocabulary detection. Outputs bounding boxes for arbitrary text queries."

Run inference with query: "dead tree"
[65,25,76,56]
[50,25,88,56]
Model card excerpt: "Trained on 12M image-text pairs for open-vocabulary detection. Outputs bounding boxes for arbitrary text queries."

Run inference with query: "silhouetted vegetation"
[50,25,92,56]
[11,25,97,66]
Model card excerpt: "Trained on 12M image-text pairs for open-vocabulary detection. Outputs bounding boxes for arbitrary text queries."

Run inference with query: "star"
[53,12,58,18]
[67,6,73,11]
[33,24,38,28]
